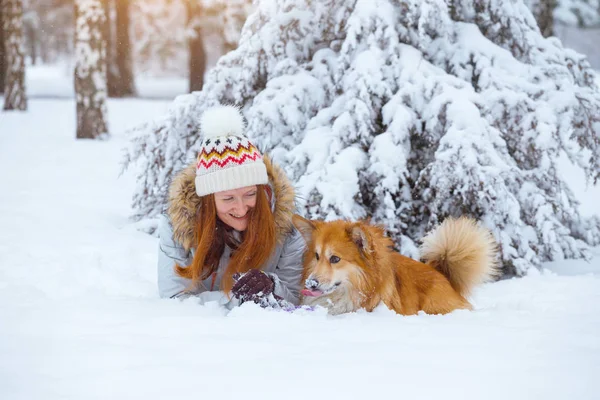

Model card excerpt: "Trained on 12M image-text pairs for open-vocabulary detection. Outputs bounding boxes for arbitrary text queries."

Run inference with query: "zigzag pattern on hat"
[198,152,263,169]
[197,139,262,169]
[197,141,260,161]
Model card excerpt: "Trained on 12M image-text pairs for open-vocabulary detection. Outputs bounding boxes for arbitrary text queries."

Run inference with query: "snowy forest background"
[2,0,600,277]
[1,2,600,398]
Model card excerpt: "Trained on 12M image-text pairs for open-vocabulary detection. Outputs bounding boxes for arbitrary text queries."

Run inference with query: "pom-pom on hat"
[194,105,268,197]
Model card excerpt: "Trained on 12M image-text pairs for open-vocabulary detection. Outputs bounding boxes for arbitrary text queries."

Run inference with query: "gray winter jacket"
[157,156,305,304]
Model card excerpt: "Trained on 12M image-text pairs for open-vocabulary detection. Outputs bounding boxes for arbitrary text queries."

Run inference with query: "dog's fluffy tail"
[420,216,499,297]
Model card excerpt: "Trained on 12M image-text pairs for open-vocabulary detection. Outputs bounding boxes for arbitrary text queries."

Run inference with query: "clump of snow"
[554,0,600,28]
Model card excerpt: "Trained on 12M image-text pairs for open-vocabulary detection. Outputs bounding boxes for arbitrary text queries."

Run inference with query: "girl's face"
[214,185,258,232]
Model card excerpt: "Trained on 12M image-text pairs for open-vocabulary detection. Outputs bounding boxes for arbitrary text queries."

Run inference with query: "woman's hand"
[232,269,276,305]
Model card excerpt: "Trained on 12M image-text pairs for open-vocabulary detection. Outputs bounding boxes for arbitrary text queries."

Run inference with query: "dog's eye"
[315,252,320,260]
[330,255,340,264]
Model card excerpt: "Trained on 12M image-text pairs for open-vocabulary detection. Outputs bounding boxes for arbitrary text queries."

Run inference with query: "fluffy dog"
[292,215,499,315]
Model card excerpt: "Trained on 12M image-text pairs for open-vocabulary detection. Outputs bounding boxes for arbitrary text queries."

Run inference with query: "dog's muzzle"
[301,277,341,297]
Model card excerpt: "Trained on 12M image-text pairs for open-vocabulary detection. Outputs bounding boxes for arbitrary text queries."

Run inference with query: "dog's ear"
[349,225,371,255]
[292,214,316,243]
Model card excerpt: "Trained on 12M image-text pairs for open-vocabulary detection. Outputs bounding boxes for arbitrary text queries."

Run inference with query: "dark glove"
[232,269,277,305]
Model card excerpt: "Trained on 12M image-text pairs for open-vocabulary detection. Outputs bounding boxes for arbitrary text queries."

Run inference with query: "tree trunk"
[114,0,135,96]
[103,0,119,97]
[532,0,554,37]
[187,2,205,93]
[0,5,5,94]
[25,20,36,65]
[2,0,27,111]
[74,0,108,139]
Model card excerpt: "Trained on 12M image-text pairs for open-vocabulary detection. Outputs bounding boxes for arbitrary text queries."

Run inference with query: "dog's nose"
[305,278,319,289]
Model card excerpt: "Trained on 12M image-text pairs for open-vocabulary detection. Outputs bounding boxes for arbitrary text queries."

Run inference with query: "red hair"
[175,185,277,294]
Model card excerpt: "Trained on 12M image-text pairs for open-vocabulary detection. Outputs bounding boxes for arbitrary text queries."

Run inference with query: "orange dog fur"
[292,215,499,315]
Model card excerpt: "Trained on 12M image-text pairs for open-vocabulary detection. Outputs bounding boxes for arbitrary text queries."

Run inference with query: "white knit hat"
[194,105,268,197]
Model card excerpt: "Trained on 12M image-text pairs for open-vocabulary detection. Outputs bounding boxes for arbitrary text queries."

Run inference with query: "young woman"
[157,105,305,307]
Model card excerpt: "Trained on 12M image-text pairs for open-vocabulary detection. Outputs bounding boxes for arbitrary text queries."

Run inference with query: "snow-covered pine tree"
[521,0,600,37]
[555,0,600,27]
[123,0,600,276]
[2,0,27,111]
[74,0,108,139]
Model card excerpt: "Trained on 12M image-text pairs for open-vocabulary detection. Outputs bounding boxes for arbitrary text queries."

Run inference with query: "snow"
[26,63,187,100]
[554,24,600,72]
[554,0,600,29]
[0,94,599,400]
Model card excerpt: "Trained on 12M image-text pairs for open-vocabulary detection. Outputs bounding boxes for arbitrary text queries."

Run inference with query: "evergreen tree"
[74,0,108,139]
[2,0,27,111]
[123,0,600,276]
[555,0,600,27]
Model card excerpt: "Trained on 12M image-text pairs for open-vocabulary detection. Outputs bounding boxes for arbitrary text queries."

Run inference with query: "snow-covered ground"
[1,84,600,398]
[25,62,188,100]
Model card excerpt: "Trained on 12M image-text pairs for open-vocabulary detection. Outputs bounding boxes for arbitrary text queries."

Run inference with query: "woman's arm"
[157,214,194,298]
[270,229,306,305]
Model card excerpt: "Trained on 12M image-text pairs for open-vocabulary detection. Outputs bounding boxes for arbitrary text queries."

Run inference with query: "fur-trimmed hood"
[167,155,296,251]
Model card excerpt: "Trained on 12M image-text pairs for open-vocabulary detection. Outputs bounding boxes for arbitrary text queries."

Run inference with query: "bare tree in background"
[114,0,135,96]
[529,0,555,37]
[0,5,5,94]
[2,0,27,111]
[74,0,108,139]
[103,0,119,97]
[202,0,252,53]
[23,9,39,65]
[104,0,135,97]
[28,0,74,64]
[186,0,205,92]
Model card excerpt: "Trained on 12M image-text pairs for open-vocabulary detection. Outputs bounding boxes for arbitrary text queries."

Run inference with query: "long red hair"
[175,185,277,294]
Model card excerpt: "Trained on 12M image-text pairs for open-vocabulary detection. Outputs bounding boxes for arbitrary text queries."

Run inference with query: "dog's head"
[292,215,385,302]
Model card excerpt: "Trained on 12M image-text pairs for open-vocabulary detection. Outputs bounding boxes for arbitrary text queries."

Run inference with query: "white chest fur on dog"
[302,285,358,315]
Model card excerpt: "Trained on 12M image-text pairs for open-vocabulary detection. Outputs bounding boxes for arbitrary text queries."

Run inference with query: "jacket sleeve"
[271,228,306,305]
[157,214,194,299]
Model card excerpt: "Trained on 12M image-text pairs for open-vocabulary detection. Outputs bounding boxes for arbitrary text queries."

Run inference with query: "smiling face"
[214,185,258,232]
